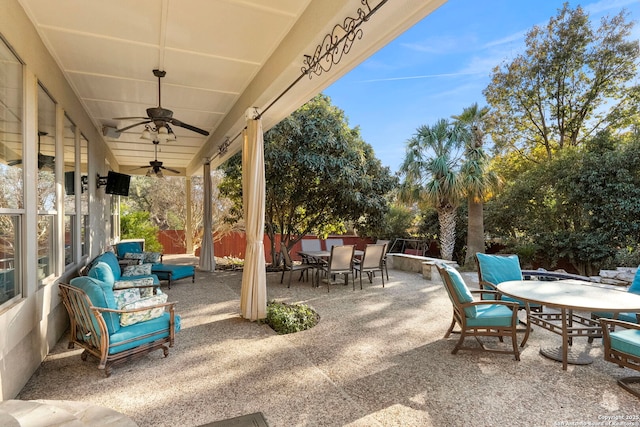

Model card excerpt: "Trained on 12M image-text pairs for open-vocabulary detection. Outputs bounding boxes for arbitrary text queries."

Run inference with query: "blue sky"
[323,0,640,173]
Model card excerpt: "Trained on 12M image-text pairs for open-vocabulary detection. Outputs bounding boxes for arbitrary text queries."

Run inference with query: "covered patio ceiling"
[17,0,446,176]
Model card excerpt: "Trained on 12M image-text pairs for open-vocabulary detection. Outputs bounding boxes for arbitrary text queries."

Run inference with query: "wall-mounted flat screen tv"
[105,171,131,196]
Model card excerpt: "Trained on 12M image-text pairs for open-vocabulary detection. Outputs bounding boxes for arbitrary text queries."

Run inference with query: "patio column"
[185,176,193,255]
[240,107,267,321]
[198,160,215,272]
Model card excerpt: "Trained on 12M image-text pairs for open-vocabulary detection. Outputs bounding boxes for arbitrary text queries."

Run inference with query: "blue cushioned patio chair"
[591,268,640,325]
[476,253,537,309]
[59,277,180,376]
[600,317,640,398]
[437,263,521,360]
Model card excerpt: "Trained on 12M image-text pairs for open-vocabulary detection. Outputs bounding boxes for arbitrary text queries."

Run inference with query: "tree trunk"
[438,207,457,261]
[464,196,485,268]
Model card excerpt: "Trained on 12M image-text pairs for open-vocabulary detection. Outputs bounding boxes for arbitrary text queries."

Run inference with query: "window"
[63,115,75,266]
[0,37,24,304]
[37,84,57,282]
[80,134,88,256]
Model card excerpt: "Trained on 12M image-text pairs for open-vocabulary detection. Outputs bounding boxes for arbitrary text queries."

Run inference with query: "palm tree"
[399,119,464,261]
[452,103,500,267]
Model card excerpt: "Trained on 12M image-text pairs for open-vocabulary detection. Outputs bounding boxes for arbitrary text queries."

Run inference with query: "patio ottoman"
[151,264,195,289]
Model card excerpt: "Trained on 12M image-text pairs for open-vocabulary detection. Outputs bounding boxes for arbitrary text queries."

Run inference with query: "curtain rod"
[211,0,389,162]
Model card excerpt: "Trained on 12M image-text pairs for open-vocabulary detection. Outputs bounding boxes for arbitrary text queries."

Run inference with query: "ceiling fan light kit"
[114,69,210,138]
[137,139,180,178]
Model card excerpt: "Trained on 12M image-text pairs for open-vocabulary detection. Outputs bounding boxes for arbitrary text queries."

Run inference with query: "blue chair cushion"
[88,261,115,286]
[477,253,523,285]
[108,313,181,355]
[444,264,476,318]
[151,264,195,281]
[94,251,122,281]
[115,241,143,258]
[593,312,638,323]
[628,267,640,294]
[69,276,120,334]
[466,304,514,328]
[610,328,640,358]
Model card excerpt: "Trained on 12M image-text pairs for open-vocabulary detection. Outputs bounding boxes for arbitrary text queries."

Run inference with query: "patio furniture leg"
[444,318,456,338]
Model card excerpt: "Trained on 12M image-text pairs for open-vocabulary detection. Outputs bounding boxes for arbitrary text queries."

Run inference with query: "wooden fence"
[158,230,373,264]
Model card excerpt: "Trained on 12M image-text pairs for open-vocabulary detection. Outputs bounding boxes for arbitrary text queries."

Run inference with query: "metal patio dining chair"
[280,242,315,288]
[354,243,386,289]
[315,245,355,292]
[375,239,391,280]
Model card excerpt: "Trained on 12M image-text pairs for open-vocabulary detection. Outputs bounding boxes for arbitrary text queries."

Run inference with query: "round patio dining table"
[497,279,640,370]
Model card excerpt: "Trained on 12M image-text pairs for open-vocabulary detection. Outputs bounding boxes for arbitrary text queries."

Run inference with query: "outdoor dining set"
[279,239,390,292]
[437,253,640,399]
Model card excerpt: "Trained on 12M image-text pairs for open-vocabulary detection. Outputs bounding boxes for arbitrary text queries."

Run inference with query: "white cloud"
[482,29,528,49]
[399,34,478,55]
[359,72,481,83]
[584,0,639,15]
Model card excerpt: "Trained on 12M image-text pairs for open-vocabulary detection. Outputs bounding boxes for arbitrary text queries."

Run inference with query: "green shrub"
[262,300,319,334]
[120,211,163,252]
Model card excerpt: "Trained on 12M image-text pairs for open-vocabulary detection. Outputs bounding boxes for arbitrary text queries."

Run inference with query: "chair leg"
[444,317,456,338]
[280,268,285,284]
[511,330,521,361]
[618,377,640,399]
[452,330,467,354]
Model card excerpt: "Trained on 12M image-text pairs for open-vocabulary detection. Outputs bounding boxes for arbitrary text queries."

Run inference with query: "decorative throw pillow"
[122,263,152,277]
[143,251,162,264]
[113,288,141,309]
[123,253,144,264]
[114,277,155,297]
[120,293,169,327]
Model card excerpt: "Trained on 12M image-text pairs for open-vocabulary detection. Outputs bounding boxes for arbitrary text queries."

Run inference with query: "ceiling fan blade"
[7,159,23,166]
[168,118,210,136]
[113,116,149,120]
[134,165,152,170]
[117,120,151,133]
[160,165,181,174]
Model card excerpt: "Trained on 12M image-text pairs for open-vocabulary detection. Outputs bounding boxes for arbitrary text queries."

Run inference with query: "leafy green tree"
[486,131,640,275]
[484,3,639,160]
[452,103,500,266]
[123,174,240,253]
[220,94,396,262]
[369,202,416,241]
[120,211,163,252]
[399,119,464,261]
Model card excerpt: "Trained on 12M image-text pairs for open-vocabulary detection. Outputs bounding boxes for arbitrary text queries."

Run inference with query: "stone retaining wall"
[594,267,638,287]
[387,253,457,282]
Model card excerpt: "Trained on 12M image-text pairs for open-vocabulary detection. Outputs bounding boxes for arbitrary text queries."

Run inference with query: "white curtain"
[240,109,267,320]
[198,161,216,271]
